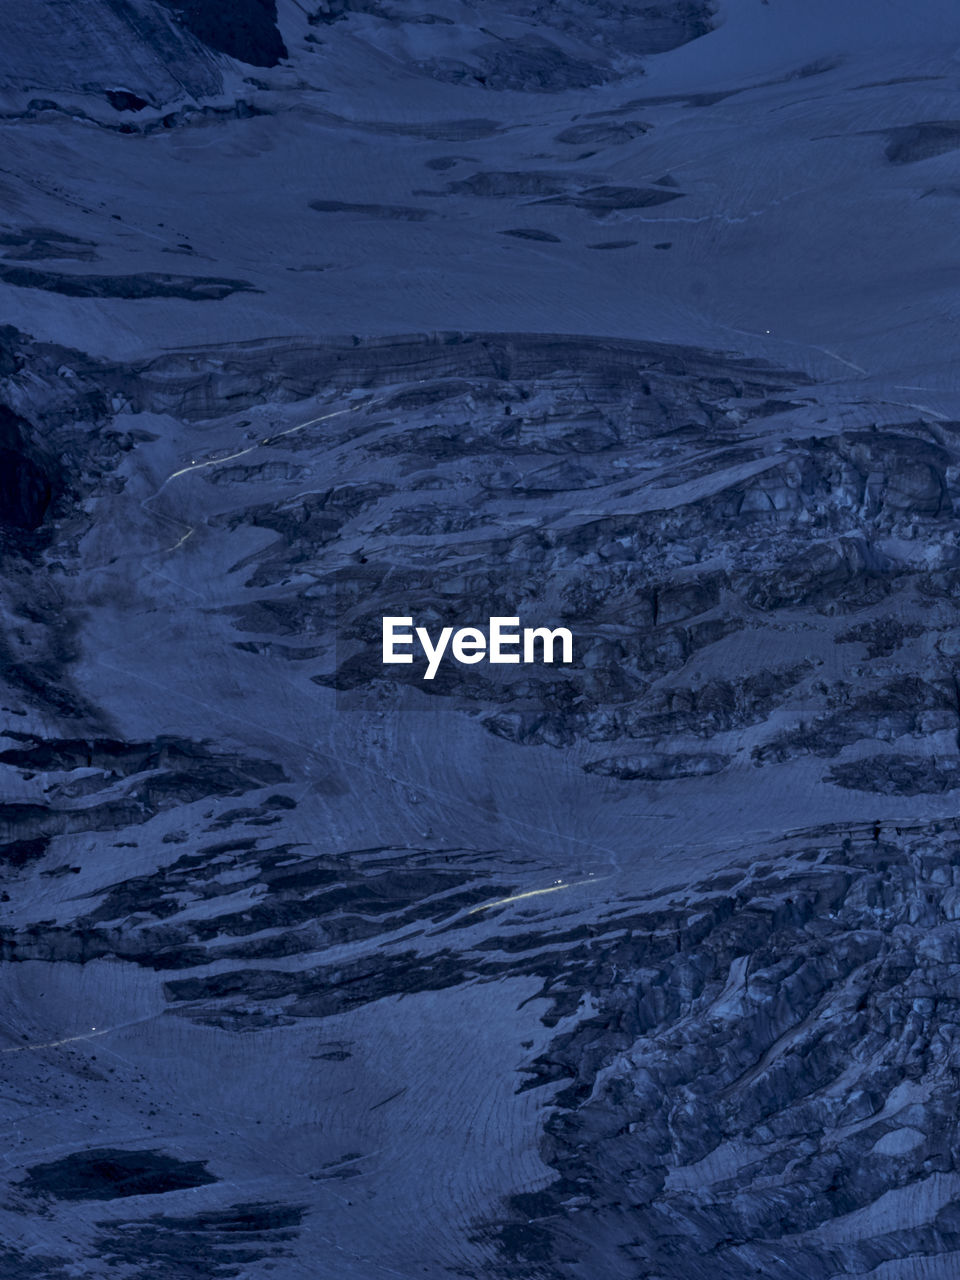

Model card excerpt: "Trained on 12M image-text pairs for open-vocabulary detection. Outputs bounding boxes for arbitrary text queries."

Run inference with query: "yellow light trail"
[132,393,377,571]
[2,1026,113,1054]
[467,875,608,915]
[1,1012,166,1055]
[161,397,372,488]
[144,393,384,560]
[165,528,194,553]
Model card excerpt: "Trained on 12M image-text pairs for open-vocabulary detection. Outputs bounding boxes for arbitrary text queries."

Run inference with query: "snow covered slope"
[3,2,960,1277]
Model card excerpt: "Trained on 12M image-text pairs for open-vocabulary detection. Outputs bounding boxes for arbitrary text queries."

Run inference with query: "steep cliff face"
[0,408,54,534]
[4,1,960,1277]
[151,0,287,66]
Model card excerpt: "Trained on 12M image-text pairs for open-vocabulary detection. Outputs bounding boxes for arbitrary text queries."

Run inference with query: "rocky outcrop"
[0,405,54,533]
[151,0,287,67]
[493,823,960,1280]
[24,1149,217,1201]
[310,0,714,89]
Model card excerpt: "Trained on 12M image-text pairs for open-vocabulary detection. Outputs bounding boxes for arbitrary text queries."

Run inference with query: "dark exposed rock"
[93,1202,304,1279]
[555,121,649,145]
[152,0,287,67]
[537,183,685,211]
[125,331,804,419]
[0,836,52,868]
[0,1247,71,1279]
[584,750,730,780]
[884,120,960,164]
[446,171,569,198]
[104,88,149,112]
[0,265,258,300]
[500,228,563,242]
[0,838,510,972]
[0,735,288,875]
[0,228,98,263]
[837,617,925,658]
[309,199,434,220]
[430,38,606,92]
[24,1149,217,1201]
[828,755,960,795]
[0,408,53,532]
